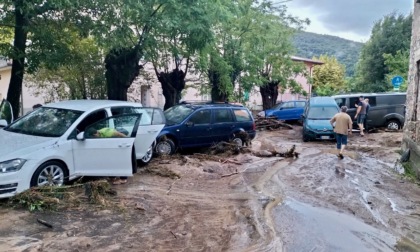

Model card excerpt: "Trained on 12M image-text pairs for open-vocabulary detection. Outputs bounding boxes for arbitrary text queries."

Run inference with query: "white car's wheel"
[31,161,68,187]
[139,145,153,165]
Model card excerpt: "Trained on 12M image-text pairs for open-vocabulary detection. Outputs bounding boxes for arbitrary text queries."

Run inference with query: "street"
[1,126,419,252]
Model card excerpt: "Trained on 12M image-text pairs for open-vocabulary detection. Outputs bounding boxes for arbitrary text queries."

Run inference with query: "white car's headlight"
[0,159,26,173]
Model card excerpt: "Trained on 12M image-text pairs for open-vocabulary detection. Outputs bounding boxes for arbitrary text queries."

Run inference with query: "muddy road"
[1,126,420,252]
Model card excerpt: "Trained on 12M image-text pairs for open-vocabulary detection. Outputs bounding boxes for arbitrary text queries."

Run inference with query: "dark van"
[332,93,406,130]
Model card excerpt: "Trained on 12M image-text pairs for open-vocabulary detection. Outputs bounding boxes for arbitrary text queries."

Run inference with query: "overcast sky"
[284,0,413,42]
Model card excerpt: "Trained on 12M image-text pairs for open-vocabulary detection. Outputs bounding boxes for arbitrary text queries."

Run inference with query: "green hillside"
[292,31,364,76]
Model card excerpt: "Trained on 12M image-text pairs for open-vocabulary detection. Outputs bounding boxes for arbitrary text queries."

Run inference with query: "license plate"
[321,136,330,140]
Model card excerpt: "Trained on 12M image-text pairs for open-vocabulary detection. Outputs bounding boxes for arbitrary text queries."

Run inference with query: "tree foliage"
[353,13,412,92]
[293,32,363,77]
[312,55,346,96]
[27,34,106,102]
[383,49,409,91]
[196,0,307,109]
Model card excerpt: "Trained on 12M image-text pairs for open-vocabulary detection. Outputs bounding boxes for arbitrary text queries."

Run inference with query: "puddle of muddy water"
[274,198,398,252]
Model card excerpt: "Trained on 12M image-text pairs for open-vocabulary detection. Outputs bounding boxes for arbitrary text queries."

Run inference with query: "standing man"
[354,96,368,136]
[364,98,370,133]
[331,106,353,159]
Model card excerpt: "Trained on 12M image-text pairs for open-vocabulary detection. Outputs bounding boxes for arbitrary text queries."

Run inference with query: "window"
[335,98,345,108]
[85,114,141,139]
[233,109,252,122]
[281,102,294,109]
[188,109,211,124]
[77,110,107,133]
[365,97,376,107]
[164,105,194,125]
[6,107,83,137]
[307,107,339,119]
[349,98,359,109]
[214,109,234,123]
[296,101,306,108]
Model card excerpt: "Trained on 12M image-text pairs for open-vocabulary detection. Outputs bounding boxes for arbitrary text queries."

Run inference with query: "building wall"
[402,0,420,177]
[0,65,45,115]
[0,66,11,101]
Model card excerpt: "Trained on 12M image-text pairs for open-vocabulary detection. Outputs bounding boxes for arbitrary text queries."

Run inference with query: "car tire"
[138,145,153,166]
[30,161,69,187]
[232,137,243,147]
[302,132,310,142]
[155,137,176,156]
[386,119,401,130]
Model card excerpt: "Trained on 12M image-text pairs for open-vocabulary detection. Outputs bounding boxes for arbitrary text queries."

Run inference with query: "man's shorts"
[357,114,366,124]
[336,133,348,149]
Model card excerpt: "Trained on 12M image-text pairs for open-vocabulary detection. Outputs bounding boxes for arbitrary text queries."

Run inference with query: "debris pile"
[141,165,181,179]
[7,180,117,211]
[255,117,293,130]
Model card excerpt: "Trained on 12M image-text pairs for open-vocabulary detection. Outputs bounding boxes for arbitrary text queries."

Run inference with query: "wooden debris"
[37,218,53,228]
[255,116,293,130]
[253,145,299,158]
[166,179,179,195]
[221,169,239,178]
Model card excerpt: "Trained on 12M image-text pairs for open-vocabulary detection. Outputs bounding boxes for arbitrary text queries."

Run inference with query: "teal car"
[301,97,340,142]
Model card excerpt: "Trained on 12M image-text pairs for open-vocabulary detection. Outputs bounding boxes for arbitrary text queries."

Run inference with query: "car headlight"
[0,159,26,173]
[257,111,265,117]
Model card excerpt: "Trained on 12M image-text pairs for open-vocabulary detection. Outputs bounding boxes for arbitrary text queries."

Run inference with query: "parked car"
[155,102,256,155]
[0,100,165,198]
[258,100,307,121]
[301,97,340,142]
[332,92,406,130]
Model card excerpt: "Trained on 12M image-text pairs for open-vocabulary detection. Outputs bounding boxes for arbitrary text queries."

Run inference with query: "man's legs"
[357,115,365,136]
[336,134,348,159]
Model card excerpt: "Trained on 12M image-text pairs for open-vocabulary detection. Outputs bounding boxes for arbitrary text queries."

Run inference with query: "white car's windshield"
[308,107,339,120]
[5,107,83,137]
[164,105,194,125]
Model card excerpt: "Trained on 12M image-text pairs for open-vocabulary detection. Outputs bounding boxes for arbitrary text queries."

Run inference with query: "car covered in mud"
[0,100,165,198]
[155,102,256,155]
[302,97,340,142]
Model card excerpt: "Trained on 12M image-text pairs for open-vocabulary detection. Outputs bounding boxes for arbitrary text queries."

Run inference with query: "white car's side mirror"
[76,132,85,141]
[0,119,8,128]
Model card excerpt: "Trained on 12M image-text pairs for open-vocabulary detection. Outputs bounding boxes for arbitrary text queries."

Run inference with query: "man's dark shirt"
[357,101,367,115]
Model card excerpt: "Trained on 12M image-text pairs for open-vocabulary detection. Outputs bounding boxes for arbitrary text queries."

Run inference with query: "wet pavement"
[1,128,420,251]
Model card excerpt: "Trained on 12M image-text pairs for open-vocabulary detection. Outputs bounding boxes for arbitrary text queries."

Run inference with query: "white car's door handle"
[118,143,131,148]
[148,130,158,133]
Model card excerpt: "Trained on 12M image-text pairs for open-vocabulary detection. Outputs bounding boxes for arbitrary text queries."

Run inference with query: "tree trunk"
[209,69,228,102]
[105,46,141,101]
[7,0,28,118]
[157,69,186,110]
[260,81,279,110]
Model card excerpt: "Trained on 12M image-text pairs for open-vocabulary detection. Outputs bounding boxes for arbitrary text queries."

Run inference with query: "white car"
[0,100,165,198]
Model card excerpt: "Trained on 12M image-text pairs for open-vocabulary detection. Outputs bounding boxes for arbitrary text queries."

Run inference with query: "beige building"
[402,0,420,176]
[1,55,318,114]
[132,56,321,111]
[0,59,44,114]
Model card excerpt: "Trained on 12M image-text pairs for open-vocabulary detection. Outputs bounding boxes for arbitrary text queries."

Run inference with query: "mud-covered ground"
[1,126,420,252]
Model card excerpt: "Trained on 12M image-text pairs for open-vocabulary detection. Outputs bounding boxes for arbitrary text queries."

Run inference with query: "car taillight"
[252,122,256,130]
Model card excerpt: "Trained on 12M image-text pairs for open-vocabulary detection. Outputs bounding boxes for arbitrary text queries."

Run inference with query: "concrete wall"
[402,0,420,177]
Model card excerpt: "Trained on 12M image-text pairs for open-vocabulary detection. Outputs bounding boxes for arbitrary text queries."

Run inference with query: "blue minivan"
[301,97,340,142]
[155,103,256,155]
[261,100,307,121]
